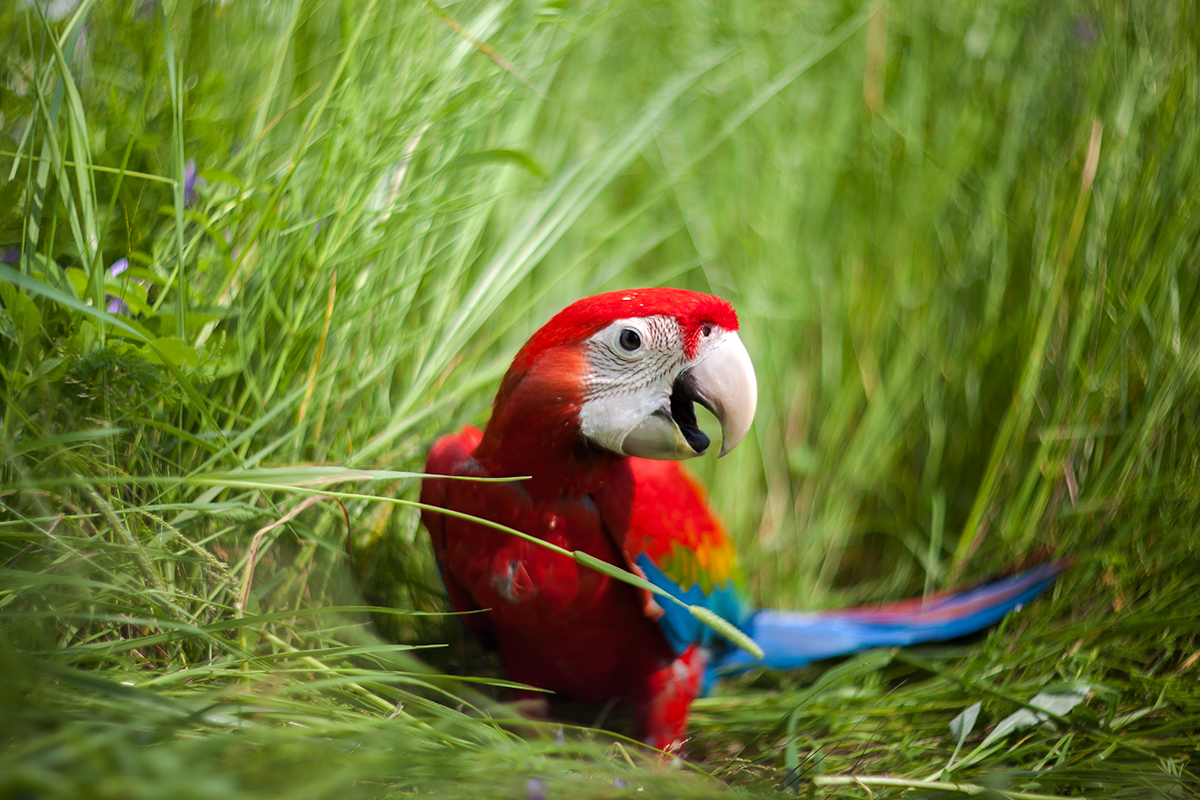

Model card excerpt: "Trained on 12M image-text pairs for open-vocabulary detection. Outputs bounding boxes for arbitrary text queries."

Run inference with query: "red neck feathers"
[473,288,738,497]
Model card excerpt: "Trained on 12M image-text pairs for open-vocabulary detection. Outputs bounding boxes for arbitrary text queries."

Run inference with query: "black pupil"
[619,329,641,351]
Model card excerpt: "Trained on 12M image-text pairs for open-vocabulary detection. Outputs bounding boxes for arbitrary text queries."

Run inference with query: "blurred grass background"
[1,0,1198,797]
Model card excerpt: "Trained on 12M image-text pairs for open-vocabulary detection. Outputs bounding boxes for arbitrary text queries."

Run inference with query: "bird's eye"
[702,324,713,337]
[618,328,642,352]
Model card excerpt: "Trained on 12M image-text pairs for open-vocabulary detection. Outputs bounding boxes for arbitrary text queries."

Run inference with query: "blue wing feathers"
[635,541,1064,684]
[635,553,751,655]
[715,561,1067,674]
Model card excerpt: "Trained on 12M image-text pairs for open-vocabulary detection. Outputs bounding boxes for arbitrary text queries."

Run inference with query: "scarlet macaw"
[420,288,1064,752]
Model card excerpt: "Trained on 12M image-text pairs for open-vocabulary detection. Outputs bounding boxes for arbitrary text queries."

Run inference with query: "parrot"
[419,287,1066,753]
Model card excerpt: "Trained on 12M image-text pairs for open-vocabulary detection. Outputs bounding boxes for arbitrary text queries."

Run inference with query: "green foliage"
[2,0,1199,797]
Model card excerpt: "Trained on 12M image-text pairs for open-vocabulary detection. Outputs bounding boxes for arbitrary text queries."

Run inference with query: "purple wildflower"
[105,258,131,315]
[33,0,82,22]
[1074,15,1098,46]
[183,158,206,206]
[0,247,19,263]
[525,778,547,800]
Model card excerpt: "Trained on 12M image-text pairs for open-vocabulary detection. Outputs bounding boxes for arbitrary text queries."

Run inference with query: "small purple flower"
[612,779,628,789]
[525,778,546,800]
[39,0,83,22]
[105,258,132,315]
[1,247,19,263]
[1074,15,1098,46]
[183,158,206,206]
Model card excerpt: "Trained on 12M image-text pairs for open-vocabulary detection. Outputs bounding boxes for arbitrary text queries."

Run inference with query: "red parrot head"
[483,288,756,471]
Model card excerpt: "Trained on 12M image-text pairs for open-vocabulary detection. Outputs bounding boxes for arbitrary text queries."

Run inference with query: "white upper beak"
[691,330,757,457]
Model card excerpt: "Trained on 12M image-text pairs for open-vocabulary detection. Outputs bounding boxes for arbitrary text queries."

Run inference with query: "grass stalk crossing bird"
[419,288,1065,752]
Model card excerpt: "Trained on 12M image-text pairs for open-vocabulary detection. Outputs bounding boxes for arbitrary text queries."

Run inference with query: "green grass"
[2,0,1199,797]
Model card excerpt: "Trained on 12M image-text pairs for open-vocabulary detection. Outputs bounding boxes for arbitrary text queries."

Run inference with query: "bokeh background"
[2,1,1197,797]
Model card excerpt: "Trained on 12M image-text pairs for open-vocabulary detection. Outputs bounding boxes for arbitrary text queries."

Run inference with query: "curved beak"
[691,331,757,456]
[620,331,757,460]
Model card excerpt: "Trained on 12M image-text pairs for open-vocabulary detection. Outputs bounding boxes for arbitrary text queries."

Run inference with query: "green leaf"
[980,685,1091,748]
[30,355,68,383]
[9,287,42,343]
[200,166,244,189]
[140,336,203,368]
[689,605,763,660]
[0,306,15,343]
[65,268,89,298]
[453,149,546,178]
[156,312,225,337]
[571,550,664,595]
[103,278,151,315]
[189,466,426,488]
[944,700,983,775]
[123,266,167,286]
[949,701,982,745]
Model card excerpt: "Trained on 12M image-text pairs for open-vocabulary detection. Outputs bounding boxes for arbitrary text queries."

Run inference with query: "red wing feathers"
[419,425,681,707]
[421,427,492,636]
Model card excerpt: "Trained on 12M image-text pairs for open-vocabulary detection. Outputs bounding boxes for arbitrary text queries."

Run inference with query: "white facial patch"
[577,314,745,456]
[577,316,688,454]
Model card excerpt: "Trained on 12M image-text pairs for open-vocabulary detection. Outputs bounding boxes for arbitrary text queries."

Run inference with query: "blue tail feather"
[715,560,1067,674]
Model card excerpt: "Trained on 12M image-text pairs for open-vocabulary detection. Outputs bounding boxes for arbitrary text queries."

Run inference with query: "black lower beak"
[670,372,711,454]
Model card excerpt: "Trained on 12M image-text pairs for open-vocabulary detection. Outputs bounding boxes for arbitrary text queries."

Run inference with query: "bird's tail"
[716,560,1069,674]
